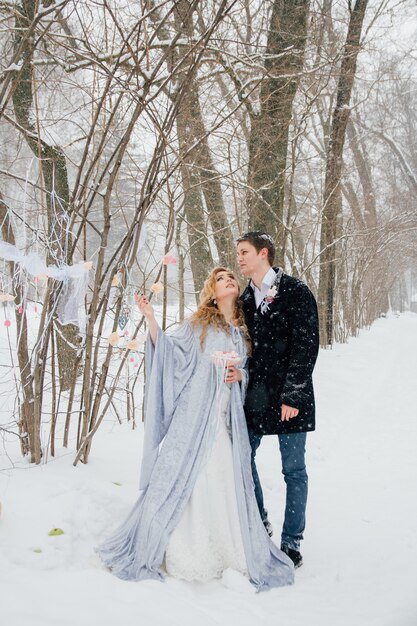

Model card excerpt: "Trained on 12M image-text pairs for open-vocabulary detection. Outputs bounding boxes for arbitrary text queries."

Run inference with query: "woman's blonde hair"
[190,267,251,351]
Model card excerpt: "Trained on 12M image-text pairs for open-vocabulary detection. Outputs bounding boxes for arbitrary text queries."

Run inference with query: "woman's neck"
[217,300,235,323]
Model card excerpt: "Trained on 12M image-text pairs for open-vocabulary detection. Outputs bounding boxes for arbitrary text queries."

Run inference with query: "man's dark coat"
[241,268,319,435]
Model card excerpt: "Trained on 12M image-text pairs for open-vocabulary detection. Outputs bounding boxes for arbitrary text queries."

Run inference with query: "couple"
[97,232,319,591]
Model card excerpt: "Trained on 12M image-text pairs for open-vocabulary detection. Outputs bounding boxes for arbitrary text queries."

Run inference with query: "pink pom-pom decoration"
[162,254,177,265]
[108,332,120,347]
[150,281,164,294]
[4,319,11,327]
[18,307,23,314]
[127,339,139,351]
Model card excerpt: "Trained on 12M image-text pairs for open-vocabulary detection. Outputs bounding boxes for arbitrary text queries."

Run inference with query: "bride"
[97,267,294,591]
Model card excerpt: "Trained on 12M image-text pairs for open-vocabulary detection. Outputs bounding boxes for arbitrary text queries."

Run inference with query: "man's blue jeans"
[248,430,308,551]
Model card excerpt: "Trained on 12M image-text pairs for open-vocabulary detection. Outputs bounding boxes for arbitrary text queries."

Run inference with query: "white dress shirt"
[250,267,277,308]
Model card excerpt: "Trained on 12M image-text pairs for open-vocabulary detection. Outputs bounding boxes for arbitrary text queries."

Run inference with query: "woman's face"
[213,270,239,302]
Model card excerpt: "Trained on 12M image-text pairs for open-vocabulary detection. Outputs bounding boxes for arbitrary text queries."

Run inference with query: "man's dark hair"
[236,231,275,266]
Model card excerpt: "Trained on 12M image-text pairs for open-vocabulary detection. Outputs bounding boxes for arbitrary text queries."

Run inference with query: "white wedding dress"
[164,384,248,581]
[97,323,294,590]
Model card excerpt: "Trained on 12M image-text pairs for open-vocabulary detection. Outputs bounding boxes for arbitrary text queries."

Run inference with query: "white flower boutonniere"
[260,285,278,314]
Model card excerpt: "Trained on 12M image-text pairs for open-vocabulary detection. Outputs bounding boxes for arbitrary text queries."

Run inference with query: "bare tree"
[246,0,310,264]
[317,0,369,345]
[1,0,416,467]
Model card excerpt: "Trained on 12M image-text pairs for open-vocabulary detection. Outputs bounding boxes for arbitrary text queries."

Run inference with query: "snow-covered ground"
[1,313,416,626]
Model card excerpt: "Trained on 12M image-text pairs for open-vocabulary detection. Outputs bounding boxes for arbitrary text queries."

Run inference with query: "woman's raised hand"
[135,293,155,320]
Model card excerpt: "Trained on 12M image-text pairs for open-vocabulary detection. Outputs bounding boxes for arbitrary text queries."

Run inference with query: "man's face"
[237,241,267,277]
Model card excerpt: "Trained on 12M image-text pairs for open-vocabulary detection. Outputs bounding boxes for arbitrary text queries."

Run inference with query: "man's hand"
[281,404,299,421]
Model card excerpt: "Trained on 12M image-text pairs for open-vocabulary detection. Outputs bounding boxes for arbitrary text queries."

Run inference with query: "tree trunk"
[247,0,310,265]
[12,0,80,390]
[347,118,377,228]
[0,194,35,459]
[172,0,236,296]
[176,107,214,295]
[318,0,369,345]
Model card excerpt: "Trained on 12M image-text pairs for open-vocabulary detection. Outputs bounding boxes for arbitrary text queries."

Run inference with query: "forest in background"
[0,0,416,464]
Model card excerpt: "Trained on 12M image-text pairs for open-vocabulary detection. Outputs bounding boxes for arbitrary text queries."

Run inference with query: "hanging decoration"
[127,335,145,351]
[150,281,164,294]
[118,304,130,330]
[0,294,15,302]
[0,242,92,333]
[162,254,177,265]
[108,332,120,347]
[0,242,91,280]
[0,292,15,328]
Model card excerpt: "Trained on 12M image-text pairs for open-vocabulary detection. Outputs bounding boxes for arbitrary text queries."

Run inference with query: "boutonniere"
[260,285,278,314]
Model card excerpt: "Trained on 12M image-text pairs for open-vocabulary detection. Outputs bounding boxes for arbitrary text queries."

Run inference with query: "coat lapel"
[273,267,284,293]
[241,268,284,314]
[257,268,284,314]
[241,283,256,310]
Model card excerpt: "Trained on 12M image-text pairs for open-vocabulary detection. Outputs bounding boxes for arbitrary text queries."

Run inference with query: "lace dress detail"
[165,384,248,581]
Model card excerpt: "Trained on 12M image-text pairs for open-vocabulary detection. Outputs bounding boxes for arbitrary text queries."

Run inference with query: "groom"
[237,232,319,569]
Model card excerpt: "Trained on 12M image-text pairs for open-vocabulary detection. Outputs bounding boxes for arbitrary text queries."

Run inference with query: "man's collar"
[250,266,276,292]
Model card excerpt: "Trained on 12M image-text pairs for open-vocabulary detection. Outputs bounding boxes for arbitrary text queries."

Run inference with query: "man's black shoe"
[281,544,303,569]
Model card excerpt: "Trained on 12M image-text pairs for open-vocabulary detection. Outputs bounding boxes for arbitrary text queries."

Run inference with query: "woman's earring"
[213,299,217,305]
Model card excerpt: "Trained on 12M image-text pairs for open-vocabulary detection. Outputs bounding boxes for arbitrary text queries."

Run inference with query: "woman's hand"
[135,293,159,345]
[135,294,155,320]
[224,363,242,384]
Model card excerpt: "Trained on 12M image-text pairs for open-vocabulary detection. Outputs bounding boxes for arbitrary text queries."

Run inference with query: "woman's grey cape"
[97,322,294,591]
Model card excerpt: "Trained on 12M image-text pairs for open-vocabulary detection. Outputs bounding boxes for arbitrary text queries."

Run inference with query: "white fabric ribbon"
[0,241,90,333]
